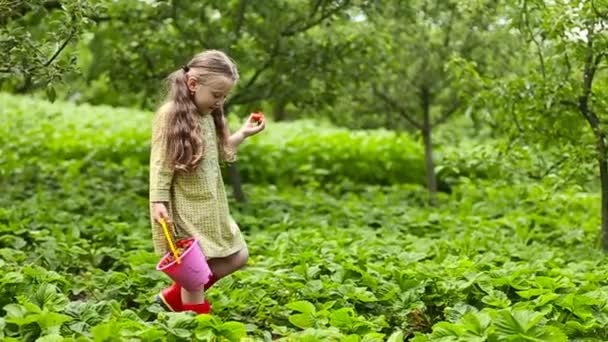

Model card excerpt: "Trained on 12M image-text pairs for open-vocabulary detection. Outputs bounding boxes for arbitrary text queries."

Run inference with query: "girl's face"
[187,75,234,114]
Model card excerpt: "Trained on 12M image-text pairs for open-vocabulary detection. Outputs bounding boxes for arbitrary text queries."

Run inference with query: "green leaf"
[361,332,385,342]
[494,309,548,338]
[32,284,68,312]
[170,328,191,339]
[341,335,361,342]
[46,84,57,103]
[493,310,524,336]
[535,292,560,306]
[431,322,464,338]
[482,290,511,308]
[91,321,120,342]
[3,304,26,319]
[539,326,568,342]
[445,303,478,323]
[517,289,550,299]
[287,300,316,314]
[218,322,247,342]
[330,308,355,329]
[514,310,547,332]
[409,333,429,342]
[1,272,24,286]
[563,319,598,335]
[387,330,404,342]
[195,313,220,329]
[35,334,64,342]
[194,328,217,341]
[36,311,73,335]
[167,313,196,330]
[461,312,490,335]
[289,313,315,329]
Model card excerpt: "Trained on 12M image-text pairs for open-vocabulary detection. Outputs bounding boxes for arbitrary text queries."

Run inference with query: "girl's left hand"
[241,113,266,137]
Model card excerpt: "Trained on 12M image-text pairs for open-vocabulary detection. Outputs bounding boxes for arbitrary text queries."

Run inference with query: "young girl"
[149,50,265,314]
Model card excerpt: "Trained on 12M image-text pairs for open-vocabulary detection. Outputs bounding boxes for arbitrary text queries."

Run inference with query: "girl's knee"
[234,247,248,269]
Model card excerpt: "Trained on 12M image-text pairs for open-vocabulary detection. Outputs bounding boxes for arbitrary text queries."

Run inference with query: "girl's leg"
[181,288,205,304]
[179,247,248,305]
[207,246,249,279]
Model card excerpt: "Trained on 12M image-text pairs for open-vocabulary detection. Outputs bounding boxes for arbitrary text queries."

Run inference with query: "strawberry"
[251,112,264,122]
[159,239,194,267]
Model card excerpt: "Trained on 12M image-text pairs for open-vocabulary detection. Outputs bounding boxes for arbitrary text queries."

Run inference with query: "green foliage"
[0,92,428,187]
[465,0,608,246]
[67,0,373,114]
[472,0,607,146]
[237,121,425,186]
[2,92,608,340]
[0,0,103,96]
[328,0,519,131]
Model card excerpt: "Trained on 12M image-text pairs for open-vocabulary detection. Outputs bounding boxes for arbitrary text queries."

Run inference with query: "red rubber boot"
[182,299,212,315]
[156,274,219,312]
[156,282,182,312]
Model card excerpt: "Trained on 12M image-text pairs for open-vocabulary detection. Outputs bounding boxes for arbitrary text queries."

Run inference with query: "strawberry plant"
[1,93,608,340]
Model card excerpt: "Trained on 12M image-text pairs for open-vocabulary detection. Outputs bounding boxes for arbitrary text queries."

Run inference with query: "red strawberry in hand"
[251,112,264,123]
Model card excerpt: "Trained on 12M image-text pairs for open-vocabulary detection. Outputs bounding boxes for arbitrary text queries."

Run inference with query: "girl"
[149,50,265,314]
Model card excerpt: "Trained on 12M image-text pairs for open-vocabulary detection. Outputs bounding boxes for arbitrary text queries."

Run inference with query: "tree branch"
[229,0,339,106]
[280,0,350,37]
[578,23,603,147]
[228,42,280,105]
[522,0,547,85]
[560,36,573,82]
[435,99,461,126]
[527,155,569,180]
[541,156,569,178]
[372,86,422,129]
[559,99,578,109]
[43,29,74,67]
[595,52,605,69]
[510,104,524,134]
[232,0,249,42]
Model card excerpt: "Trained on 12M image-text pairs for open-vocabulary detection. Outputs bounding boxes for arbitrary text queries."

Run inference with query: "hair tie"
[182,65,190,72]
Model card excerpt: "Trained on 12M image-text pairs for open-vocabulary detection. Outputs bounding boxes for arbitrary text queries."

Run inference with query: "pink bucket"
[156,238,212,291]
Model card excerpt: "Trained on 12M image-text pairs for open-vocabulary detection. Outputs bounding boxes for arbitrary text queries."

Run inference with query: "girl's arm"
[226,114,266,149]
[150,111,174,204]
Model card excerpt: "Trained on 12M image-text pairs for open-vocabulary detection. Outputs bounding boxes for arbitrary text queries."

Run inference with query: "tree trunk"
[580,106,608,249]
[228,163,247,202]
[421,87,437,206]
[581,115,608,249]
[273,98,288,121]
[578,32,608,248]
[598,144,608,250]
[223,103,247,203]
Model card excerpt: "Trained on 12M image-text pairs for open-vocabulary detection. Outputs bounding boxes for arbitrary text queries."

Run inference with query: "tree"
[0,0,103,99]
[483,0,608,249]
[335,0,517,205]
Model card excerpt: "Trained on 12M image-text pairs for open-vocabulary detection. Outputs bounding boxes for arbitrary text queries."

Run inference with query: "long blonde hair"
[160,50,239,171]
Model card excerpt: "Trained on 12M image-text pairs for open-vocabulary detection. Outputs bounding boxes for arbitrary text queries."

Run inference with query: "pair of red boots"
[156,274,218,314]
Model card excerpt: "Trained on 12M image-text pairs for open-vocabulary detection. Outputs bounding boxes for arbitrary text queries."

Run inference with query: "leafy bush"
[2,93,607,340]
[0,93,427,187]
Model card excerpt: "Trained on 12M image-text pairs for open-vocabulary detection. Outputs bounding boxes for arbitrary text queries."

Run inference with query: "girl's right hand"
[152,202,171,224]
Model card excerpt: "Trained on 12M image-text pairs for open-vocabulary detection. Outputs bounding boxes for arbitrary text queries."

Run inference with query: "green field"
[2,93,608,341]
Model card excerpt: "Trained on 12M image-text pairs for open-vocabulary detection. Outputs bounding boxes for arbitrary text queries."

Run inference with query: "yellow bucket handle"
[160,218,181,264]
